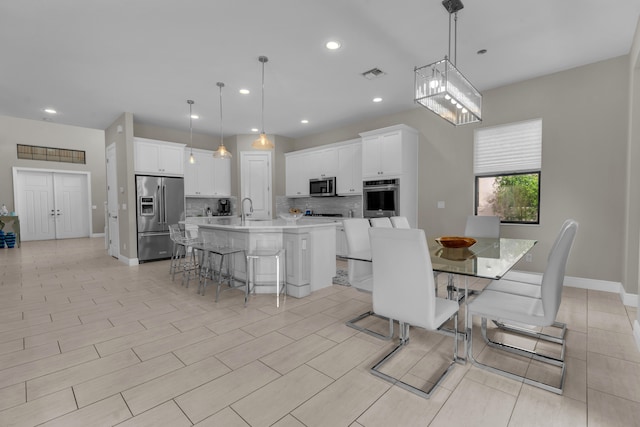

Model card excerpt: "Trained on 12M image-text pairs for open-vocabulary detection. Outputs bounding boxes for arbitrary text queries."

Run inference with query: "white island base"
[197,219,337,298]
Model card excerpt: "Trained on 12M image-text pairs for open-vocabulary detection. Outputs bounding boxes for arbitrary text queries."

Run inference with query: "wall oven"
[363,178,399,218]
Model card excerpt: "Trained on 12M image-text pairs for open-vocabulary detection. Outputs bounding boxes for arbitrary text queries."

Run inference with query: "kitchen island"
[194,218,337,298]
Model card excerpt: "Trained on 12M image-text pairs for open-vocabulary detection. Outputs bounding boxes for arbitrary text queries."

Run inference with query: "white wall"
[0,116,106,235]
[294,56,630,287]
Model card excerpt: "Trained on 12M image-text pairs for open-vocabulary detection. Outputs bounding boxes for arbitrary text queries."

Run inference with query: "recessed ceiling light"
[190,114,199,119]
[373,97,383,103]
[44,108,57,114]
[325,40,341,50]
[251,128,259,132]
[301,119,309,124]
[239,89,250,95]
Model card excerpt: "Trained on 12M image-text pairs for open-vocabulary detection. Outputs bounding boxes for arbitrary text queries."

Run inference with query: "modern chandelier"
[251,55,275,150]
[213,82,232,159]
[187,99,196,164]
[414,0,481,126]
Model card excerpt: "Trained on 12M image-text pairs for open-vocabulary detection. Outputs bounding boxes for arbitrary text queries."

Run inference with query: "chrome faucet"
[240,197,253,225]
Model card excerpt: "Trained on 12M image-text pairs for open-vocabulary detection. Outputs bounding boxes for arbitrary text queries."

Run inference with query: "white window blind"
[474,118,542,175]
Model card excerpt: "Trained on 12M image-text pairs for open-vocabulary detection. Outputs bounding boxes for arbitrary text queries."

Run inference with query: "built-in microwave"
[309,177,336,197]
[363,178,399,218]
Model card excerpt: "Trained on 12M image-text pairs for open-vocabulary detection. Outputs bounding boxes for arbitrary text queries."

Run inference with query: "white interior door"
[15,168,90,241]
[17,170,56,241]
[106,144,119,258]
[240,151,272,219]
[54,173,89,239]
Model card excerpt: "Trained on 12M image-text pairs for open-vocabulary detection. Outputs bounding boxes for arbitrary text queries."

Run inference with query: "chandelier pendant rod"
[260,56,266,134]
[219,83,224,144]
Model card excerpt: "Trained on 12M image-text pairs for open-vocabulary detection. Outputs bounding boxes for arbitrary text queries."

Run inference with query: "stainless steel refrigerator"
[136,175,184,262]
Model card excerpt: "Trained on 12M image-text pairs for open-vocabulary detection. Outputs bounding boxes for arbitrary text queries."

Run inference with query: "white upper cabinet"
[184,148,231,197]
[134,138,185,176]
[337,140,362,195]
[360,124,419,227]
[361,130,403,178]
[212,157,231,196]
[308,148,338,179]
[286,152,310,197]
[286,139,362,197]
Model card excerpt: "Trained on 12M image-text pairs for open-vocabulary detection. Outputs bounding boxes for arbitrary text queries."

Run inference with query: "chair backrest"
[343,218,372,254]
[541,219,578,324]
[343,219,373,291]
[369,228,439,330]
[169,224,183,242]
[369,217,393,228]
[465,215,500,238]
[390,216,411,229]
[547,219,573,262]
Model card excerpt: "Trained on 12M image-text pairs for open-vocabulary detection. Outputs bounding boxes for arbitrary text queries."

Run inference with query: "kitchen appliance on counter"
[363,178,399,218]
[310,177,336,197]
[136,175,185,262]
[217,198,231,216]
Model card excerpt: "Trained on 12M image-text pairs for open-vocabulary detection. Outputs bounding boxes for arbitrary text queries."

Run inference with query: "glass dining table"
[344,236,537,361]
[346,236,537,281]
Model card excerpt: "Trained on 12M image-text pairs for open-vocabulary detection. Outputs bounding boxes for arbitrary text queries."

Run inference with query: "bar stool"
[169,224,198,281]
[181,229,202,288]
[197,243,246,300]
[245,248,287,307]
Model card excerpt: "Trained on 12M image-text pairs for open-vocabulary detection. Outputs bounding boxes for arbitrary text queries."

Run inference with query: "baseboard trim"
[118,255,139,266]
[91,232,105,238]
[509,270,637,307]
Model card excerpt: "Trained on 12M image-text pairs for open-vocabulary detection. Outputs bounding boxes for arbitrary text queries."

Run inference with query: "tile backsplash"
[186,196,236,217]
[276,195,362,218]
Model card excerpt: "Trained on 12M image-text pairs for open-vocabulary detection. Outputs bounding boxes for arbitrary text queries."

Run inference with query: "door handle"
[112,215,118,219]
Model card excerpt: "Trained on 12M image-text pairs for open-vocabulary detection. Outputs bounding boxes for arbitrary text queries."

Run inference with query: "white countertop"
[195,217,340,231]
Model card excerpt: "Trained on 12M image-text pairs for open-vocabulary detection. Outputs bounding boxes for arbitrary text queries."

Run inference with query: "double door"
[15,169,90,241]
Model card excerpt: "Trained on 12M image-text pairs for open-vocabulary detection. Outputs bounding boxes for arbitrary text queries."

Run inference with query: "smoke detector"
[361,67,386,80]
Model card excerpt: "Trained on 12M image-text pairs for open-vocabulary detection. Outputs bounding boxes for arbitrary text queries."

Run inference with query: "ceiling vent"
[361,67,386,80]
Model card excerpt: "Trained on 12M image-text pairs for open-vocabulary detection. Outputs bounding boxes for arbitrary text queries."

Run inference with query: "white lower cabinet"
[336,224,347,257]
[284,232,310,291]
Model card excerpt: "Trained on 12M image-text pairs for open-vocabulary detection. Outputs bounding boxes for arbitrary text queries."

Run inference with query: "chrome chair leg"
[370,314,458,399]
[346,312,394,340]
[467,317,566,394]
[492,320,567,343]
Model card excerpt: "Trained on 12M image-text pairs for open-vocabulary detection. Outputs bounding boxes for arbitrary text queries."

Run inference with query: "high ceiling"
[1,1,639,139]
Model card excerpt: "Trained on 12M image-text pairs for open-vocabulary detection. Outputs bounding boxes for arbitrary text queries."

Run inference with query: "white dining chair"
[466,220,578,394]
[487,219,574,342]
[343,218,393,340]
[464,215,500,238]
[445,215,501,300]
[369,217,393,228]
[390,216,410,229]
[369,227,460,398]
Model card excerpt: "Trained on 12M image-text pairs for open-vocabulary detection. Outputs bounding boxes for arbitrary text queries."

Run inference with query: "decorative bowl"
[435,236,477,248]
[279,212,304,222]
[435,247,476,261]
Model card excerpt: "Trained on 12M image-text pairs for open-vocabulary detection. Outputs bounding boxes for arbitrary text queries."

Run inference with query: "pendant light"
[414,0,481,125]
[252,55,274,150]
[213,82,232,159]
[187,99,195,164]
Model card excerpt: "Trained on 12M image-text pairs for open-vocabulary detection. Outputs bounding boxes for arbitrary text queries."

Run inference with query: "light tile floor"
[0,238,638,426]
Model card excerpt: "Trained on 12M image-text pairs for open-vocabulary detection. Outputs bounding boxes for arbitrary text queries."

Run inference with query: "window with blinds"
[473,119,542,224]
